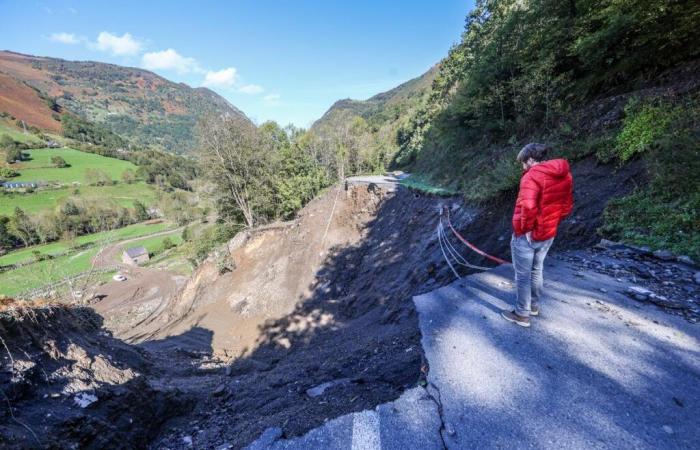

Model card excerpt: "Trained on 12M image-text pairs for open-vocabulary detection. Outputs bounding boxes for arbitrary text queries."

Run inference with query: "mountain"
[0,50,250,153]
[311,65,438,158]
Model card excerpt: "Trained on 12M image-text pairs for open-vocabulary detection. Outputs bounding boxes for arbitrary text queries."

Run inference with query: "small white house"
[122,246,149,266]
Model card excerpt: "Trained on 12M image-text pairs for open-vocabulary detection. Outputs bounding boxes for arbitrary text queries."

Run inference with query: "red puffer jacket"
[512,159,573,241]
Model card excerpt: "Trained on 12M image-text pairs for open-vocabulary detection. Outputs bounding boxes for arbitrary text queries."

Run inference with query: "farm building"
[122,246,149,266]
[2,181,37,190]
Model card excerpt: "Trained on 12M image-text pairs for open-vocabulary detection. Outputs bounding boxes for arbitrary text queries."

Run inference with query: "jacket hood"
[530,159,570,178]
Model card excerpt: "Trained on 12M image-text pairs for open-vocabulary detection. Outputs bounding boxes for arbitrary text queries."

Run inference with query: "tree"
[0,168,19,179]
[5,147,23,164]
[0,216,19,252]
[197,115,277,227]
[161,237,175,250]
[121,169,136,184]
[51,155,68,168]
[181,226,191,242]
[133,200,150,221]
[7,207,36,247]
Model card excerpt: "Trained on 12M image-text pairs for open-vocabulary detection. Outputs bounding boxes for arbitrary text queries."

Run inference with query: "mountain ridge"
[0,50,251,153]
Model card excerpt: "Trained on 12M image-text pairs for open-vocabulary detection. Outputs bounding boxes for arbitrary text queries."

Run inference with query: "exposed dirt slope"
[3,153,658,449]
[0,301,188,449]
[0,72,61,132]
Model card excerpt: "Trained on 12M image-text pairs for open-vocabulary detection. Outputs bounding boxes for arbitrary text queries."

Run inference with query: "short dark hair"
[517,143,550,163]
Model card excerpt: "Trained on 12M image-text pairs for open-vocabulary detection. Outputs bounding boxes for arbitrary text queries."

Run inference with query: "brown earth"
[0,301,189,449]
[0,72,61,132]
[0,154,655,449]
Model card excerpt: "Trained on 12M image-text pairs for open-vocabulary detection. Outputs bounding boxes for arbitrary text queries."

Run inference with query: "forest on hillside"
[199,0,700,259]
[387,0,700,258]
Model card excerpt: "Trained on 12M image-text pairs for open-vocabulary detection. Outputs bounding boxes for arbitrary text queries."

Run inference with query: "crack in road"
[426,381,449,450]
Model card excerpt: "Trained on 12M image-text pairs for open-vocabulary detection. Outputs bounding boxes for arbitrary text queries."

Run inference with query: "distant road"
[345,173,410,190]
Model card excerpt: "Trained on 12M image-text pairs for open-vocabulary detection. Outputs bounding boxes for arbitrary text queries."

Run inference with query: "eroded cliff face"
[103,183,393,357]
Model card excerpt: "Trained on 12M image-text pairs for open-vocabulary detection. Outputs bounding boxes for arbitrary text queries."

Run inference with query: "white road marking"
[351,410,381,450]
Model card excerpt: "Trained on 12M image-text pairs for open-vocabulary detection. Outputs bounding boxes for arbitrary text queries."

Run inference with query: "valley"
[1,1,699,449]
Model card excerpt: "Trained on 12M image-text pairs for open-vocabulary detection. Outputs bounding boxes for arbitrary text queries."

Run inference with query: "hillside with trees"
[319,0,700,259]
[0,50,250,153]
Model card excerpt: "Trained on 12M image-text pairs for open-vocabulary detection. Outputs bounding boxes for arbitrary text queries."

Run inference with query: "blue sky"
[1,1,472,127]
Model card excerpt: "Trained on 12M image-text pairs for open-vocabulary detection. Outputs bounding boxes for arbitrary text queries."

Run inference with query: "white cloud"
[238,84,264,94]
[95,32,142,56]
[203,68,238,88]
[49,32,80,45]
[263,94,281,106]
[67,7,78,14]
[142,49,200,74]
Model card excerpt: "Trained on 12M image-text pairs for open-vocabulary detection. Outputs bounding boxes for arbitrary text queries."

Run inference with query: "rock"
[212,383,227,396]
[246,427,283,450]
[73,392,98,408]
[444,422,456,436]
[653,250,675,261]
[596,239,626,250]
[599,288,608,293]
[626,286,652,302]
[662,425,674,434]
[649,294,685,309]
[305,378,351,398]
[677,255,695,266]
[224,366,232,376]
[694,272,700,285]
[182,435,193,446]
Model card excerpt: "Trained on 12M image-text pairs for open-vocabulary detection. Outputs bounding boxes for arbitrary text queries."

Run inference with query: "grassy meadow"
[0,182,158,215]
[0,247,101,297]
[0,221,180,296]
[0,221,174,267]
[14,147,137,183]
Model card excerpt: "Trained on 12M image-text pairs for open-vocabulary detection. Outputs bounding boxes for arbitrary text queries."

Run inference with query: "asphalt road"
[246,252,700,449]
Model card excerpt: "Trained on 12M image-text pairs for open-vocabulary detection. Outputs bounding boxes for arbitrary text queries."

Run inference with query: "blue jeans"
[510,234,554,317]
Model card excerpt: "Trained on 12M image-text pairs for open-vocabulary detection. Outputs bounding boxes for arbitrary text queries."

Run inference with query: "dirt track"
[92,226,185,269]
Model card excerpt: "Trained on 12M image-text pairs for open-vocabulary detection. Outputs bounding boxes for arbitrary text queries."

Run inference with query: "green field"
[0,182,158,215]
[14,147,137,183]
[0,247,100,297]
[0,222,180,296]
[0,121,43,144]
[0,221,174,267]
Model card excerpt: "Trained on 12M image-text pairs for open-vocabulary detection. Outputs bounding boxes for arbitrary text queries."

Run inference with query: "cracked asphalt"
[247,252,700,449]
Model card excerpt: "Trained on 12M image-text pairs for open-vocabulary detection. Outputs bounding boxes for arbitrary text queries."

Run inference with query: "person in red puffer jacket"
[501,143,573,328]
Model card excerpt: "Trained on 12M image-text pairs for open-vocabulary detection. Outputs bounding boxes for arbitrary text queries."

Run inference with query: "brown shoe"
[530,305,539,316]
[501,310,531,328]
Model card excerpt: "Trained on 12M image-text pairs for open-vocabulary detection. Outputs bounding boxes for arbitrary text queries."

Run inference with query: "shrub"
[51,155,68,168]
[0,168,19,179]
[161,237,175,250]
[615,101,677,162]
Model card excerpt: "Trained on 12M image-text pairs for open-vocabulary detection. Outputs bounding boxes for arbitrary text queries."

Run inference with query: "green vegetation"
[369,0,700,257]
[310,67,438,177]
[13,147,137,183]
[615,101,677,162]
[0,221,173,267]
[0,246,100,297]
[601,99,700,259]
[128,231,183,257]
[4,55,248,153]
[0,182,157,215]
[61,113,126,149]
[399,175,456,196]
[0,120,43,144]
[198,116,330,227]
